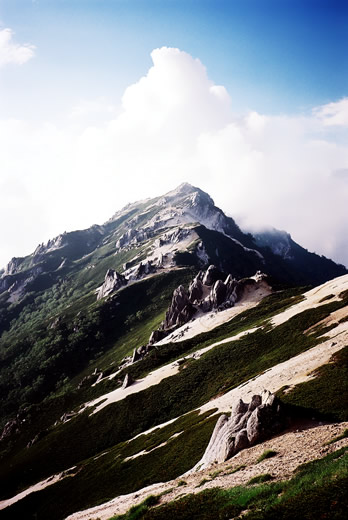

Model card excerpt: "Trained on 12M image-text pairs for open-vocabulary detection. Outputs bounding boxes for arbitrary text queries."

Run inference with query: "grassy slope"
[0,411,219,520]
[0,268,194,440]
[1,292,347,517]
[0,200,164,419]
[111,448,348,520]
[278,346,348,421]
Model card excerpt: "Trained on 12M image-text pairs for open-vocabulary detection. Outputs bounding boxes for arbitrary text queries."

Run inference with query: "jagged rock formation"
[1,265,44,303]
[77,369,103,389]
[202,264,221,286]
[96,259,159,300]
[148,266,270,345]
[116,228,152,250]
[125,259,156,281]
[96,269,127,300]
[192,391,287,471]
[162,285,196,329]
[3,257,24,276]
[122,373,134,389]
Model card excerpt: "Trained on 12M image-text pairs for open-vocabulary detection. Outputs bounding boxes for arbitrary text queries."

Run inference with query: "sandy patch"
[0,467,77,511]
[199,322,347,415]
[155,283,271,346]
[124,432,184,462]
[271,274,348,328]
[121,318,347,446]
[305,305,348,334]
[64,421,348,520]
[82,326,257,416]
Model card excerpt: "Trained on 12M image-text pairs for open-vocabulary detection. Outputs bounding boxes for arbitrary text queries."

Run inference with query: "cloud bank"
[0,28,35,67]
[0,47,347,269]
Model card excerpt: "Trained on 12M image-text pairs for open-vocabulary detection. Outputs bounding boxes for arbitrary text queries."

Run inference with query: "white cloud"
[70,97,118,121]
[0,47,347,269]
[314,98,348,127]
[0,28,35,67]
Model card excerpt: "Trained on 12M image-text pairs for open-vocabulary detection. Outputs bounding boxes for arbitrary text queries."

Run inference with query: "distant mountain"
[0,183,345,312]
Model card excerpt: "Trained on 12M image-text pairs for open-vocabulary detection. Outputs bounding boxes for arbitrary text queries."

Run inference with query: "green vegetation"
[278,346,348,421]
[0,411,219,520]
[2,292,347,507]
[120,286,307,383]
[0,268,194,430]
[110,496,160,520]
[225,464,246,474]
[324,428,348,446]
[247,473,274,485]
[196,478,211,487]
[209,470,222,479]
[256,450,278,463]
[109,448,348,520]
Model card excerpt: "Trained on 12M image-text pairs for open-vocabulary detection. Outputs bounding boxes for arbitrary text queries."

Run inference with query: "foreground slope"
[0,274,347,520]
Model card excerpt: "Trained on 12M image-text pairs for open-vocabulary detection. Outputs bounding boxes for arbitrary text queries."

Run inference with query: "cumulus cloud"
[0,28,35,67]
[0,47,347,269]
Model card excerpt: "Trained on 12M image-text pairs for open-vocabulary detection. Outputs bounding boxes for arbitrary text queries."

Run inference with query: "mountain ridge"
[0,183,347,520]
[1,183,346,297]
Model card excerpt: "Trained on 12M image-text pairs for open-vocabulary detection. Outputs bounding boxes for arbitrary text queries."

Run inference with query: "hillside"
[0,184,347,520]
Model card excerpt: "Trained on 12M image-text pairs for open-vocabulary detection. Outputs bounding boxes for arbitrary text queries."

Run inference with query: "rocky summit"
[0,183,347,520]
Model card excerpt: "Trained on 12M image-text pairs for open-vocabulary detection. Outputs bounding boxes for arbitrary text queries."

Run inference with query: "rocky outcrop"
[116,228,153,250]
[0,409,30,442]
[122,373,134,389]
[210,279,227,308]
[202,265,222,286]
[0,417,21,442]
[2,265,44,302]
[162,285,196,331]
[148,266,271,346]
[0,275,13,293]
[96,269,127,300]
[77,368,103,389]
[128,260,156,280]
[188,274,204,303]
[192,391,287,471]
[148,329,171,345]
[3,257,24,276]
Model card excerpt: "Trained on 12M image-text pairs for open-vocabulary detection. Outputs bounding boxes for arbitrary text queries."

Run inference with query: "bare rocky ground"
[65,421,348,520]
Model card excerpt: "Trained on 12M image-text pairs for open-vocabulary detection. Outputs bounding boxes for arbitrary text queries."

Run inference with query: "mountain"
[0,183,345,309]
[0,183,347,520]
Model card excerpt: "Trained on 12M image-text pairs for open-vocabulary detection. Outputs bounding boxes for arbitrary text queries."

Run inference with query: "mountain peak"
[173,181,196,193]
[158,182,215,207]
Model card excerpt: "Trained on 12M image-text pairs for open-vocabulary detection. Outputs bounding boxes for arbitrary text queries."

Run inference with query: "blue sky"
[1,0,347,118]
[0,0,347,268]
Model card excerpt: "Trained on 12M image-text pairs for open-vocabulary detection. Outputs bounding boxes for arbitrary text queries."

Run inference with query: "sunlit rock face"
[96,269,127,300]
[148,266,271,345]
[191,390,287,472]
